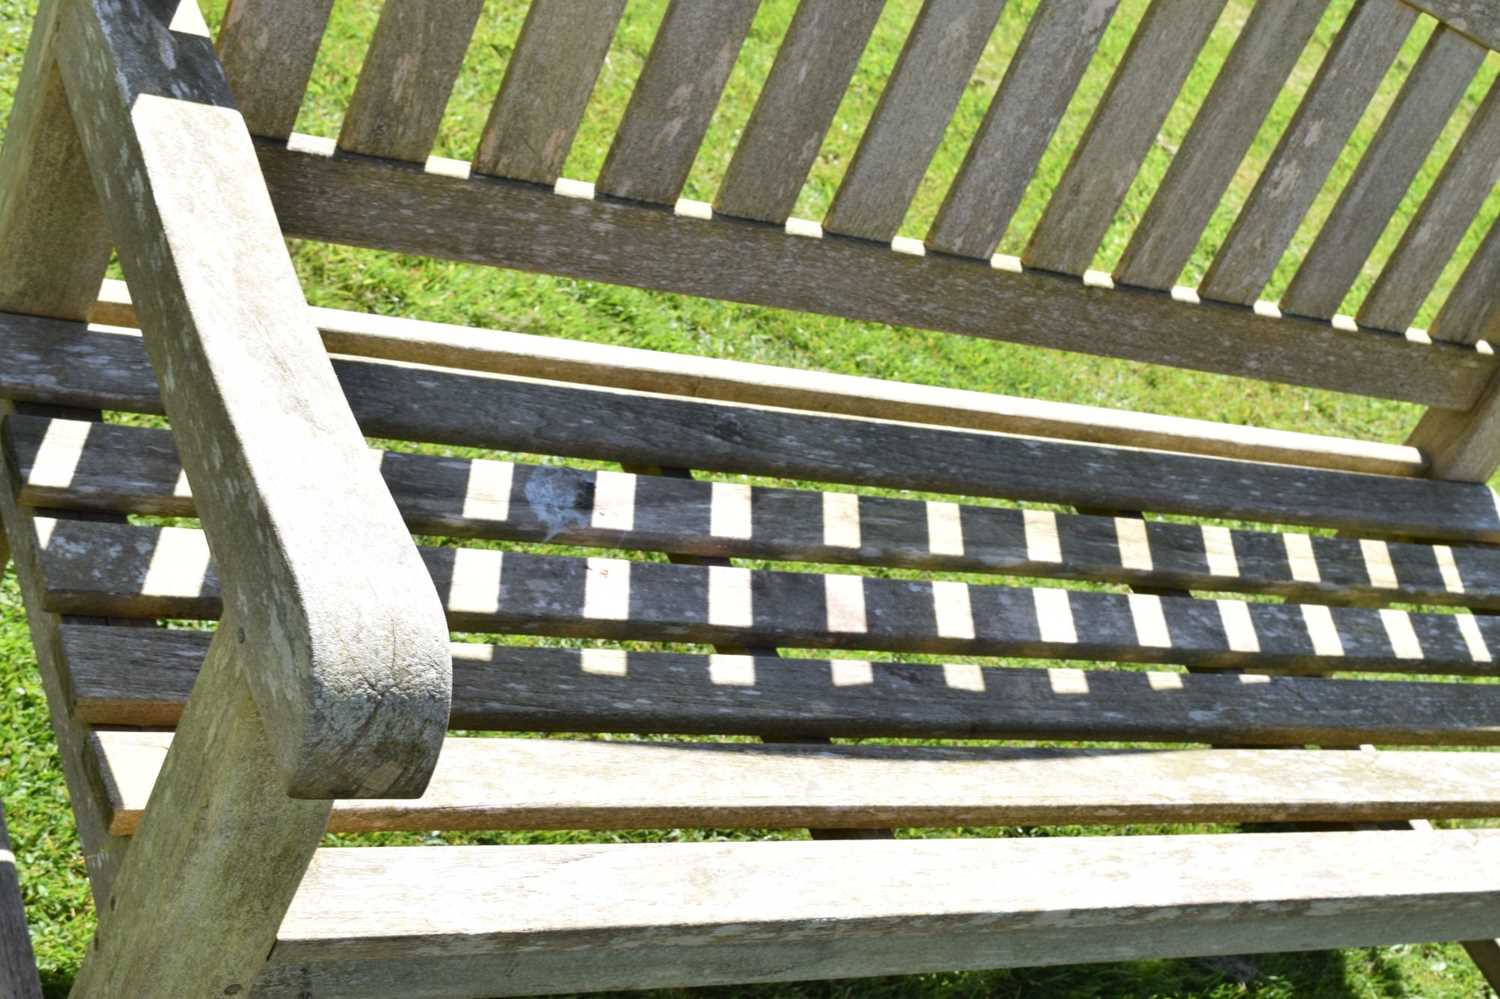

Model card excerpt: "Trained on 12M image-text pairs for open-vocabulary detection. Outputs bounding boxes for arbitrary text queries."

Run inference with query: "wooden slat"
[92,730,1500,836]
[1199,0,1419,307]
[0,804,42,999]
[1360,78,1500,333]
[60,622,1500,745]
[1407,364,1500,481]
[1114,0,1328,291]
[247,141,1496,408]
[1431,211,1500,344]
[822,0,1007,243]
[471,0,628,186]
[1024,0,1227,277]
[337,0,484,163]
[88,280,1432,476]
[1282,26,1485,321]
[1404,1,1500,52]
[5,322,1498,543]
[12,415,1497,610]
[594,0,761,205]
[37,519,1500,677]
[926,0,1120,260]
[713,0,883,224]
[215,0,334,141]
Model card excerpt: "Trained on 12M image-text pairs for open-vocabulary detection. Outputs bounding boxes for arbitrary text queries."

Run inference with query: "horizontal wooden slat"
[5,320,1496,543]
[87,280,1431,476]
[10,415,1496,610]
[256,831,1500,993]
[60,623,1500,745]
[37,520,1500,676]
[249,139,1495,409]
[92,730,1500,837]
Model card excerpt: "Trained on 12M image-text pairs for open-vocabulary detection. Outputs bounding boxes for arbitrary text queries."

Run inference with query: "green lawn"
[4,0,1500,995]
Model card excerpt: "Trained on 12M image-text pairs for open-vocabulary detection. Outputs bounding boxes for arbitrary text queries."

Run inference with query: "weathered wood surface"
[337,0,484,163]
[84,281,1433,476]
[1024,0,1226,277]
[714,0,883,225]
[1408,368,1500,481]
[1200,0,1418,306]
[822,0,1005,243]
[250,141,1494,408]
[0,0,111,319]
[1114,0,1328,291]
[0,803,42,999]
[471,0,628,186]
[10,415,1493,610]
[1403,0,1500,52]
[927,0,1119,260]
[1431,206,1500,345]
[5,321,1497,542]
[59,622,1500,746]
[1361,77,1500,334]
[1282,26,1485,321]
[215,0,334,140]
[37,519,1500,677]
[93,731,1500,835]
[595,0,760,205]
[56,0,450,799]
[67,622,330,999]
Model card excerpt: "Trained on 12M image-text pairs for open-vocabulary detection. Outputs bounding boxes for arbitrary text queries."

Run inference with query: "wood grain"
[1024,0,1227,277]
[1431,207,1500,345]
[471,0,628,186]
[823,0,1006,243]
[1403,0,1500,52]
[215,0,334,140]
[595,0,760,205]
[1114,0,1328,291]
[337,0,484,163]
[0,803,42,999]
[1199,0,1418,306]
[715,0,883,224]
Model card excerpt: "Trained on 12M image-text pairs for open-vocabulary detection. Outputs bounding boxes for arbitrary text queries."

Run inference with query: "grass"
[4,0,1500,995]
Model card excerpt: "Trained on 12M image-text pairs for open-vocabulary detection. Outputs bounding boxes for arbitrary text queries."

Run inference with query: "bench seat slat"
[9,415,1495,610]
[2,320,1494,542]
[59,623,1500,745]
[36,520,1500,677]
[92,730,1500,836]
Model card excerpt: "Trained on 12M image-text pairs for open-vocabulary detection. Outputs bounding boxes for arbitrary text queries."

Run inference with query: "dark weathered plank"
[11,414,1497,609]
[1403,0,1500,52]
[1199,0,1418,306]
[1361,77,1500,334]
[6,321,1500,542]
[93,730,1500,836]
[249,141,1495,408]
[714,0,883,224]
[927,0,1120,260]
[37,519,1500,677]
[61,623,1500,747]
[215,0,334,140]
[1024,0,1227,277]
[1282,26,1485,321]
[337,0,484,163]
[595,0,761,205]
[0,804,41,999]
[1114,0,1328,291]
[823,0,1006,243]
[471,0,628,186]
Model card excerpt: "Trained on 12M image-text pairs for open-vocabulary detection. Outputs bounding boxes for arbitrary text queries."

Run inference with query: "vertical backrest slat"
[471,0,628,186]
[595,0,762,206]
[1281,26,1485,320]
[337,0,485,163]
[1360,78,1500,334]
[926,0,1120,261]
[215,0,334,141]
[714,0,884,225]
[1023,0,1227,277]
[1113,0,1328,292]
[1198,0,1418,307]
[822,0,1007,244]
[1431,218,1500,344]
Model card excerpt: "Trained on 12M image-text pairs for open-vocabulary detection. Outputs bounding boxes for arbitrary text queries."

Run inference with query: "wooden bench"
[4,0,1500,994]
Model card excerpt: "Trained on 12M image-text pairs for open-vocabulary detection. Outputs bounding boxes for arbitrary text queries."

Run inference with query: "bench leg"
[0,803,42,999]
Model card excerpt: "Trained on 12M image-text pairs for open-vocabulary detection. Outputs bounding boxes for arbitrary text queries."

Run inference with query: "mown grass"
[4,0,1500,995]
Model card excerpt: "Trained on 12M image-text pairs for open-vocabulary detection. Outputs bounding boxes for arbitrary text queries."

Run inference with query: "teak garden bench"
[6,0,1500,994]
